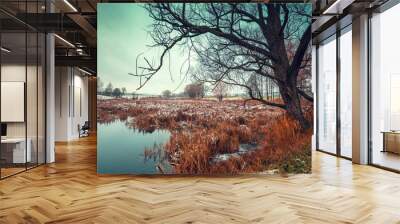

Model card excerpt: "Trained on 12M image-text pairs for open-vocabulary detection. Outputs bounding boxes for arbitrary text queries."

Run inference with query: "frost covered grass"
[98,98,312,174]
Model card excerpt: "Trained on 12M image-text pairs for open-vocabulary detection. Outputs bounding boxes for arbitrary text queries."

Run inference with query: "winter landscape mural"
[97,3,313,175]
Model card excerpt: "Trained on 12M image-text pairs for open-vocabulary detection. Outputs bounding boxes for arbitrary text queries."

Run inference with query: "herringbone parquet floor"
[1,135,400,224]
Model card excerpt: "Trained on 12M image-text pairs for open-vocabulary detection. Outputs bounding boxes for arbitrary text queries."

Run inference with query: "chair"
[79,121,90,138]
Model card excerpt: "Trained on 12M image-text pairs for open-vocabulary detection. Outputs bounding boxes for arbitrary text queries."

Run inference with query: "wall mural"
[97,3,313,175]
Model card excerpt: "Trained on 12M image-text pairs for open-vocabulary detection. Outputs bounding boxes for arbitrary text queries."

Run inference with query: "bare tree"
[121,87,127,96]
[246,74,265,99]
[213,82,229,102]
[112,88,122,98]
[132,3,312,129]
[162,90,172,98]
[184,83,204,98]
[104,82,113,96]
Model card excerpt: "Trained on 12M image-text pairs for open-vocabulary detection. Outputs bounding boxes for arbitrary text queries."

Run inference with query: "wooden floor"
[1,167,26,178]
[1,135,400,223]
[372,150,400,171]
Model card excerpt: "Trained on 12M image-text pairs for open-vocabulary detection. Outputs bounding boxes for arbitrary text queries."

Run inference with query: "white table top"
[1,138,28,143]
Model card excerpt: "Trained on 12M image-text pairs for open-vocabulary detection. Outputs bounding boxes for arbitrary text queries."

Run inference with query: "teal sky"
[98,3,191,95]
[98,3,311,96]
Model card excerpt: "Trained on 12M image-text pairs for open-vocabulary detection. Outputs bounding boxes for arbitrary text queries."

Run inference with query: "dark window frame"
[315,23,353,161]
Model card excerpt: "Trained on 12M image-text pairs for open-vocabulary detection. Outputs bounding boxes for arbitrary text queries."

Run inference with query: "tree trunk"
[277,82,310,130]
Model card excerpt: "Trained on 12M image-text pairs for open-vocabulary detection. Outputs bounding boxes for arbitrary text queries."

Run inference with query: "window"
[339,28,352,158]
[370,3,400,171]
[0,2,46,179]
[317,36,337,154]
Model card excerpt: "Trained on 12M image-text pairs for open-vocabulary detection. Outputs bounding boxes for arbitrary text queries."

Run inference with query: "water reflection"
[98,120,171,174]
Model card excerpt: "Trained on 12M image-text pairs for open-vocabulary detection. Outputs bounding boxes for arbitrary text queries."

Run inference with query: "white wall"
[71,73,89,138]
[55,67,89,141]
[1,65,27,140]
[1,63,46,164]
[1,65,42,137]
[55,66,69,141]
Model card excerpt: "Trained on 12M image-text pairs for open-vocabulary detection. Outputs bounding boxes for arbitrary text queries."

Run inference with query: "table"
[1,138,31,163]
[382,131,400,154]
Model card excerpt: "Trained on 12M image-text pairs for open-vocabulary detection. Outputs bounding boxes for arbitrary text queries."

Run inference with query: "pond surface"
[97,120,171,174]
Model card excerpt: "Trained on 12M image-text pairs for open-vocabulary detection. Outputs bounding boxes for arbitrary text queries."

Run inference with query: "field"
[98,98,312,175]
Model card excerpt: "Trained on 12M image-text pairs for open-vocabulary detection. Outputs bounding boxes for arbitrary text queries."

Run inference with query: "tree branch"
[297,88,313,102]
[288,24,311,79]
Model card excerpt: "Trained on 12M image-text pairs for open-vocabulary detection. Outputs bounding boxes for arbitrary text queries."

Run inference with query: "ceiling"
[0,0,98,74]
[0,0,394,74]
[311,0,390,43]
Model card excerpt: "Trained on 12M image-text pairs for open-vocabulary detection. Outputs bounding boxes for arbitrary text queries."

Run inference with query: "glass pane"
[1,31,27,177]
[27,31,38,169]
[371,5,400,171]
[0,2,46,178]
[38,33,45,165]
[318,37,337,154]
[340,29,352,158]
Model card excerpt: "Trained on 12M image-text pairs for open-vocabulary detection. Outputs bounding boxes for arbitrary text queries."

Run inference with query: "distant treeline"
[97,78,277,100]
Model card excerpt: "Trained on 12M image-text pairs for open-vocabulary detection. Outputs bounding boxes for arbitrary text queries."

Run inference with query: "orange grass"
[97,98,312,174]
